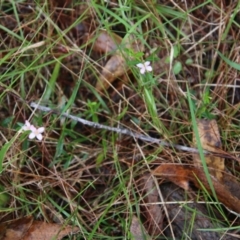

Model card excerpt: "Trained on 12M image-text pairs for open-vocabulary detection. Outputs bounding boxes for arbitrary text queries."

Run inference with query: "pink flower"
[22,120,35,131]
[22,120,44,141]
[136,61,153,74]
[28,127,45,141]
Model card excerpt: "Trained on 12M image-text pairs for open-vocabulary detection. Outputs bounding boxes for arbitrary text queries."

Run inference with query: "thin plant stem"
[30,101,207,154]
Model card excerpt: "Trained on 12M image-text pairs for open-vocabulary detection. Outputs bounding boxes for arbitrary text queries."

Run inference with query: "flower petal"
[140,68,146,74]
[22,121,31,131]
[37,127,45,133]
[29,132,36,139]
[136,63,144,68]
[25,120,31,126]
[146,66,153,72]
[36,134,43,141]
[22,126,29,131]
[30,125,37,131]
[144,61,150,66]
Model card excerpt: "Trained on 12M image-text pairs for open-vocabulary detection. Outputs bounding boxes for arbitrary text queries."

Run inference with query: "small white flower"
[22,120,34,131]
[136,61,153,74]
[28,127,45,141]
[22,120,45,141]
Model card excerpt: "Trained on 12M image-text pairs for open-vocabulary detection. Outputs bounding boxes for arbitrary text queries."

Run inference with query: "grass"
[1,0,240,239]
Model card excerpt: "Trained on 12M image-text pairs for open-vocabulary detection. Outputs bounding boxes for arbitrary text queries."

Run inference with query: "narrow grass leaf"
[218,51,240,71]
[0,132,25,173]
[42,60,61,102]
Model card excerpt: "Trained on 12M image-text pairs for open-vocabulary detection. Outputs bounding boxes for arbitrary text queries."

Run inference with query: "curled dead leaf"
[152,164,240,214]
[161,182,233,240]
[130,215,149,240]
[192,119,224,181]
[140,174,164,236]
[90,30,122,53]
[23,221,78,240]
[95,34,144,91]
[0,216,79,240]
[0,216,33,240]
[96,54,127,91]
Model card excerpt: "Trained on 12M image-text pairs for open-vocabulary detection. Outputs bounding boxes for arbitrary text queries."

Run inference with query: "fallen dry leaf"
[130,215,149,240]
[0,216,79,240]
[152,164,191,191]
[192,119,224,181]
[96,54,127,91]
[95,34,144,91]
[140,174,164,236]
[152,164,240,214]
[0,216,33,240]
[161,182,232,240]
[90,30,122,53]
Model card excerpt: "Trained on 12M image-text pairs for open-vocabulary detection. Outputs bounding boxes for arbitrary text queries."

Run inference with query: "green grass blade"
[42,60,61,102]
[218,51,240,71]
